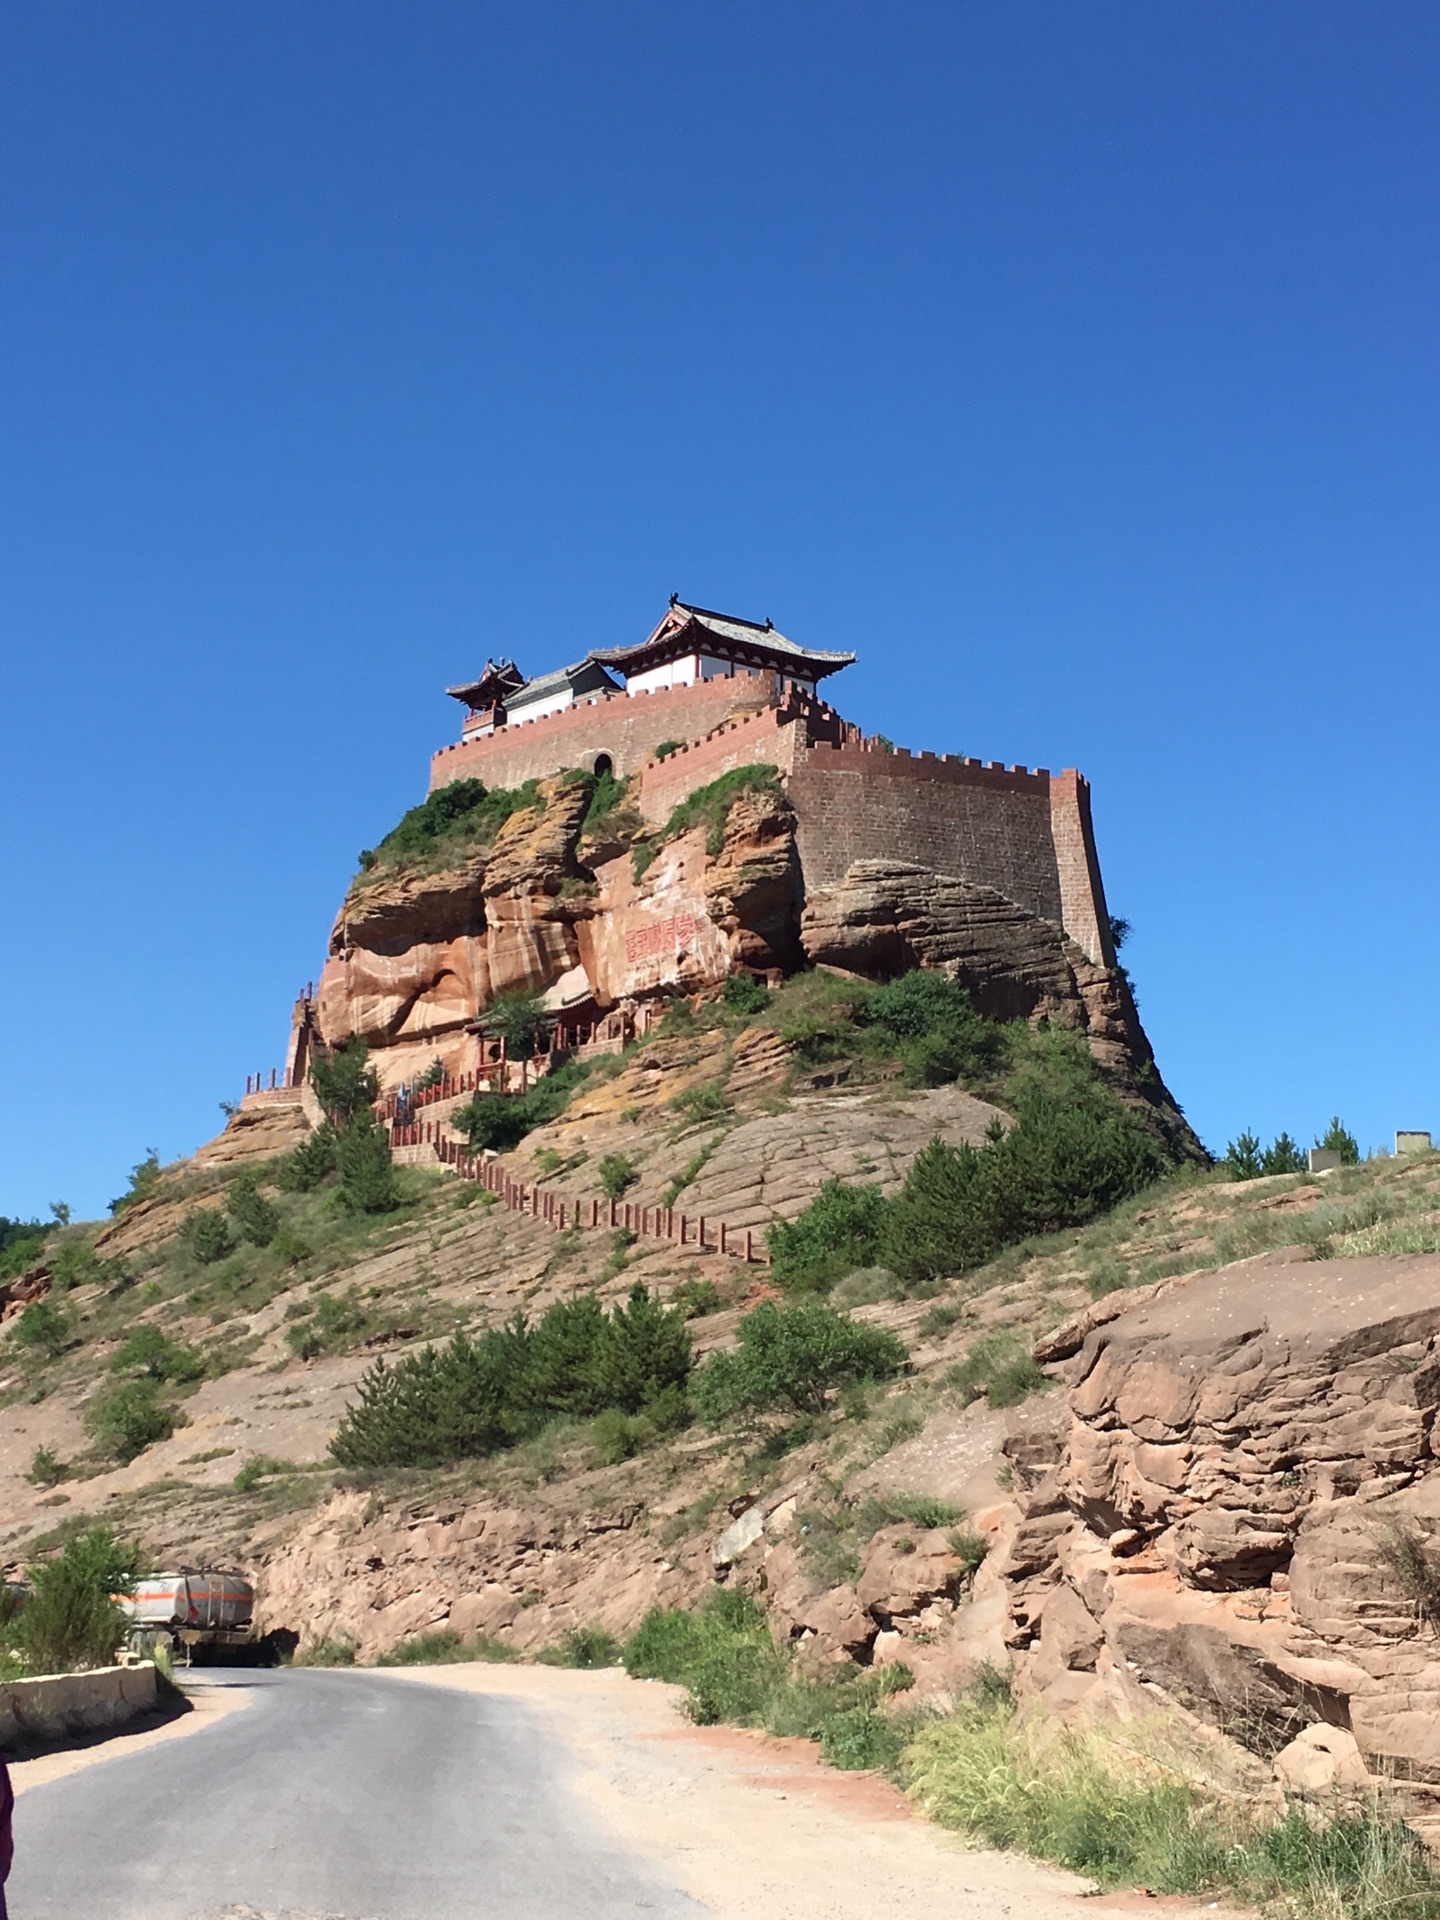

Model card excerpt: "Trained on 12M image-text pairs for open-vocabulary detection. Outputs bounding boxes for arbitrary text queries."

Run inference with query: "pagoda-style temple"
[588,597,855,699]
[444,657,526,737]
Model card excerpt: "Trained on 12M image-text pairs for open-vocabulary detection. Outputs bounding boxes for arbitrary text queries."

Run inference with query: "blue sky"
[4,3,1438,1220]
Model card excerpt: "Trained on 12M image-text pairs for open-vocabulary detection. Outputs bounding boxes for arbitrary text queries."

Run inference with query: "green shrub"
[12,1526,142,1674]
[11,1297,71,1360]
[669,1082,730,1125]
[860,971,1005,1088]
[298,1635,357,1667]
[376,1628,516,1666]
[188,1208,235,1265]
[768,1179,888,1291]
[276,1122,340,1192]
[671,1278,723,1319]
[622,1605,707,1683]
[538,1624,621,1669]
[721,973,770,1015]
[336,1109,399,1214]
[86,1379,178,1462]
[108,1150,161,1216]
[27,1445,66,1488]
[580,767,627,834]
[475,989,549,1062]
[111,1325,205,1384]
[285,1287,370,1360]
[1318,1115,1361,1164]
[361,776,541,872]
[882,1042,1168,1284]
[693,1299,906,1422]
[310,1037,380,1126]
[633,764,784,879]
[455,1058,593,1152]
[946,1331,1050,1409]
[414,1058,447,1092]
[598,1153,638,1200]
[226,1171,280,1246]
[904,1695,1440,1917]
[1225,1129,1308,1178]
[0,1217,47,1280]
[330,1284,692,1468]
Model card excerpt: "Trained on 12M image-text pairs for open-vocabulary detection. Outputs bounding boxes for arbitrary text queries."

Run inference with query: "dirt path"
[9,1674,251,1794]
[383,1662,1175,1920]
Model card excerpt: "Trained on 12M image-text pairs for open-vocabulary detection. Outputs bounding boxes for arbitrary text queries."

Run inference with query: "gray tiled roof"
[589,601,855,671]
[507,659,620,709]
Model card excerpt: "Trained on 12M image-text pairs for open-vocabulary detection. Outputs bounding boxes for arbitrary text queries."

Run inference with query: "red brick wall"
[638,705,806,821]
[428,672,783,794]
[1049,770,1113,966]
[788,743,1067,932]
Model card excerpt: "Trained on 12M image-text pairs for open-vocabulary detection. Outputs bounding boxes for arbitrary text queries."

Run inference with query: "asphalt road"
[9,1668,707,1920]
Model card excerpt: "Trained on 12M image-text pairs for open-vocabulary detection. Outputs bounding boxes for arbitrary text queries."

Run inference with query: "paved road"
[9,1668,707,1920]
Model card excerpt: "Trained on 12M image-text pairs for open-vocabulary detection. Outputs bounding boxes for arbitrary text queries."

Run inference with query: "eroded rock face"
[313,781,1186,1131]
[802,860,1193,1156]
[992,1253,1440,1813]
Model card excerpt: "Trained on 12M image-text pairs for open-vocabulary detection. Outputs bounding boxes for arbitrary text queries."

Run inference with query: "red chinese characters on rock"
[624,915,697,965]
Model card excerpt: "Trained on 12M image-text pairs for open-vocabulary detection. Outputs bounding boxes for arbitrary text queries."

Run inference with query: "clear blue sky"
[4,3,1438,1221]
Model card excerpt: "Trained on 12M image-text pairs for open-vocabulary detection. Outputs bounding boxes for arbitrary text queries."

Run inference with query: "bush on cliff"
[622,1589,916,1759]
[859,971,1006,1088]
[454,1058,592,1152]
[768,1179,888,1291]
[275,1120,340,1191]
[769,1034,1170,1290]
[329,1283,692,1468]
[693,1298,906,1422]
[335,1109,399,1214]
[631,763,783,879]
[311,1038,380,1126]
[904,1693,1440,1918]
[86,1378,179,1462]
[881,1047,1168,1284]
[357,775,542,873]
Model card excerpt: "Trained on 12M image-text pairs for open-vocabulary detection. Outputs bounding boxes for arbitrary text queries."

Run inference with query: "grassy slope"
[5,974,1439,1586]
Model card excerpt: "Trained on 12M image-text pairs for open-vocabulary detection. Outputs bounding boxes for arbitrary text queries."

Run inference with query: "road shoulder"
[9,1677,252,1794]
[378,1661,1156,1920]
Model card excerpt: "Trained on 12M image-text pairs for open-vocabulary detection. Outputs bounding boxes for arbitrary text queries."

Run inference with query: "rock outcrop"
[802,859,1185,1151]
[982,1252,1440,1824]
[315,773,1187,1147]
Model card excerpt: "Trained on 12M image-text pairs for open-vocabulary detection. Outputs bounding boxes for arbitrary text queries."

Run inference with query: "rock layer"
[989,1253,1440,1820]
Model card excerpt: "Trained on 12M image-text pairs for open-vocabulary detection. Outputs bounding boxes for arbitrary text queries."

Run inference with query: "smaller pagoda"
[588,598,856,699]
[444,658,526,736]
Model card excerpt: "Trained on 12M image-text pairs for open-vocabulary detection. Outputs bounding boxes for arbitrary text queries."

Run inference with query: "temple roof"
[445,657,526,710]
[588,600,856,680]
[507,658,620,710]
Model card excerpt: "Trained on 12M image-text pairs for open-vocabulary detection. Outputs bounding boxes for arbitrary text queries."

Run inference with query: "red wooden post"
[719,1222,727,1255]
[745,1230,753,1263]
[698,1215,706,1249]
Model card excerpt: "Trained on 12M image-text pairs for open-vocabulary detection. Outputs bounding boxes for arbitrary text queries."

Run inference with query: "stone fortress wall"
[429,665,1114,968]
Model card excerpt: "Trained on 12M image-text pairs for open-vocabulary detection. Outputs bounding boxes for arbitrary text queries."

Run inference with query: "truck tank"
[124,1569,260,1662]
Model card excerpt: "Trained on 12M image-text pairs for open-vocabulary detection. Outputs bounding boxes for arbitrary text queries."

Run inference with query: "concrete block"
[1397,1131,1433,1155]
[1309,1148,1344,1174]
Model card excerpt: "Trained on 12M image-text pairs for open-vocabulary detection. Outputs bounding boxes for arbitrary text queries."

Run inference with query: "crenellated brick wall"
[787,742,1066,930]
[428,667,1112,966]
[428,671,785,794]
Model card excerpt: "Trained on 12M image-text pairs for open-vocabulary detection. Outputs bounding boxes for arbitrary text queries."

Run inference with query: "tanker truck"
[122,1569,262,1664]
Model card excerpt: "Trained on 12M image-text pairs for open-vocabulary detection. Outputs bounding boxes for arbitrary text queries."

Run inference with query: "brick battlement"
[426,659,1113,966]
[430,670,784,794]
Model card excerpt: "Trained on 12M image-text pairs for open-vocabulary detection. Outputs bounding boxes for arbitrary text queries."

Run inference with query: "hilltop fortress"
[429,598,1114,970]
[286,597,1186,1150]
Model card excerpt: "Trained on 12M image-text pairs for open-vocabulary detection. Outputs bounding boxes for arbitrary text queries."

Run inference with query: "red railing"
[394,1130,766,1264]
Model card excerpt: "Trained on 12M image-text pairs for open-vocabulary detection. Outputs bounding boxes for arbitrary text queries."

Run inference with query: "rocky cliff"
[318,769,1188,1148]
